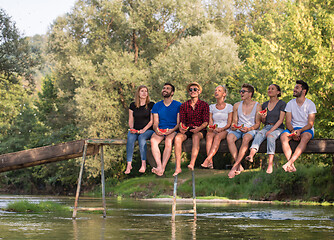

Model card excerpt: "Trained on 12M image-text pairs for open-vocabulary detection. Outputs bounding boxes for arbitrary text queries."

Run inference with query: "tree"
[232,0,334,139]
[0,8,40,88]
[150,29,240,103]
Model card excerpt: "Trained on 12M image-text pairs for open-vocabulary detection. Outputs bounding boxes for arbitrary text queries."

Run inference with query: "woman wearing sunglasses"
[245,84,286,173]
[201,85,233,169]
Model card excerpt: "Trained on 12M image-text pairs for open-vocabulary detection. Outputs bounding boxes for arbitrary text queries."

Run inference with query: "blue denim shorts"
[282,127,314,139]
[229,129,258,140]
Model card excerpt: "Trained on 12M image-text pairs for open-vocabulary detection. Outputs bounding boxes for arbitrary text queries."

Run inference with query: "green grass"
[103,164,334,203]
[4,200,71,213]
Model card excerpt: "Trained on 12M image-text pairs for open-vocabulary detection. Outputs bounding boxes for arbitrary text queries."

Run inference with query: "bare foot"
[245,155,253,163]
[237,165,244,172]
[152,167,163,176]
[124,165,132,174]
[228,169,236,178]
[208,162,213,169]
[289,163,297,172]
[282,162,292,172]
[201,159,209,168]
[173,168,182,176]
[266,166,273,174]
[139,165,146,173]
[187,164,194,171]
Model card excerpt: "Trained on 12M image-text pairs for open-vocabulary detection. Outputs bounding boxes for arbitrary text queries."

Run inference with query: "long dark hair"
[272,84,281,97]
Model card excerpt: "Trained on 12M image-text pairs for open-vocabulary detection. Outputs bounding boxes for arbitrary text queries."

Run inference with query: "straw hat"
[186,82,202,93]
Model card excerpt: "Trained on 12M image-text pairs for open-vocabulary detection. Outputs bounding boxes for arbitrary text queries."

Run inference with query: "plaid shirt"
[180,99,209,127]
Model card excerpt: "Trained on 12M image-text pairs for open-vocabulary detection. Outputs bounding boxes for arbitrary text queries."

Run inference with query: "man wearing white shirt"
[280,80,316,172]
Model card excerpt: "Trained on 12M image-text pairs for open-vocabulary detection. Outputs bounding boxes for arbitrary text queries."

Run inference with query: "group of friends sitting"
[125,80,316,178]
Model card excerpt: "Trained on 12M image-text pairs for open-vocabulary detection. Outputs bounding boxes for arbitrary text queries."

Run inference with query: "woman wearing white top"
[201,85,233,169]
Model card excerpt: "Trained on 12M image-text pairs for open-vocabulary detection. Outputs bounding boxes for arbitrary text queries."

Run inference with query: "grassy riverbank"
[96,164,334,203]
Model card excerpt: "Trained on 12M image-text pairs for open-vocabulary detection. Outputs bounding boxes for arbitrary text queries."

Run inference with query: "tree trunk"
[133,30,139,63]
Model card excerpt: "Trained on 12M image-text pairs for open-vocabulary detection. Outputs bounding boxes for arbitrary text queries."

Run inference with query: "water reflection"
[171,218,197,240]
[0,195,333,239]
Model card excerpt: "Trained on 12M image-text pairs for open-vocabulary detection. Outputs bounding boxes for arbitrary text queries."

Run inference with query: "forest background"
[0,0,333,196]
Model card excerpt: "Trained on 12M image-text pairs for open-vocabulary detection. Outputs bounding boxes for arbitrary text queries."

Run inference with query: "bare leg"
[266,154,274,174]
[206,132,215,155]
[203,131,228,168]
[125,161,132,174]
[227,133,238,178]
[280,132,292,162]
[228,134,253,178]
[245,148,257,163]
[150,133,164,175]
[202,132,215,168]
[227,133,238,163]
[138,160,146,173]
[188,133,203,170]
[173,133,187,176]
[160,132,177,175]
[281,132,296,172]
[283,133,312,172]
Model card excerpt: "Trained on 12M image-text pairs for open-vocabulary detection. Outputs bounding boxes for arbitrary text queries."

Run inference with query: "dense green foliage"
[0,0,333,195]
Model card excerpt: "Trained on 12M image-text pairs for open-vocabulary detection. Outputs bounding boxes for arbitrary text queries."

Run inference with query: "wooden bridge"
[0,138,333,173]
[0,138,333,219]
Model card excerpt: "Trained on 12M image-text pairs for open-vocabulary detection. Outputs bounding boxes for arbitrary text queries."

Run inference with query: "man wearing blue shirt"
[151,83,182,176]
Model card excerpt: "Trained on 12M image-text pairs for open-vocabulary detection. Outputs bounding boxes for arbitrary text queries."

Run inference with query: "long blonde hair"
[135,85,150,108]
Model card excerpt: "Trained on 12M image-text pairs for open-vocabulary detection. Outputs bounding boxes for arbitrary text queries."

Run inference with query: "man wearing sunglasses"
[173,82,209,176]
[227,83,262,178]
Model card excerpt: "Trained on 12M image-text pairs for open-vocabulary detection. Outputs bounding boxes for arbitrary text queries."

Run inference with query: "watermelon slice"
[288,132,296,137]
[207,124,218,130]
[232,123,244,129]
[129,129,139,133]
[258,107,268,115]
[180,122,189,131]
[158,128,169,134]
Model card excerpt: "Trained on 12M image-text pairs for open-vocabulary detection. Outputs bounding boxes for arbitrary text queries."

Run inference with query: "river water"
[0,195,333,239]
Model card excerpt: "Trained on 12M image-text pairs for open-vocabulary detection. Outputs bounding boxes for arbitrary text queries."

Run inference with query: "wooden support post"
[192,170,197,220]
[172,175,178,221]
[72,142,88,219]
[171,170,197,221]
[72,141,107,219]
[100,145,107,218]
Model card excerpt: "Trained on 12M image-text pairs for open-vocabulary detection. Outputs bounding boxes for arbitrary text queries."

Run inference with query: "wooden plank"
[77,207,105,211]
[0,140,99,173]
[86,139,127,145]
[182,139,334,154]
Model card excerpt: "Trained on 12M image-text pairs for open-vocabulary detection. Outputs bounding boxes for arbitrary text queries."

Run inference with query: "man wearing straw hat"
[173,82,209,176]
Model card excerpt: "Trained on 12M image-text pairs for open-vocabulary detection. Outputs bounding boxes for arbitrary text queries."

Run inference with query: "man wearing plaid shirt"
[173,82,209,176]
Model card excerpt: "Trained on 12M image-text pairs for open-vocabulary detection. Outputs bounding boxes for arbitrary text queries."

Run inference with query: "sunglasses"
[189,87,198,92]
[239,90,249,94]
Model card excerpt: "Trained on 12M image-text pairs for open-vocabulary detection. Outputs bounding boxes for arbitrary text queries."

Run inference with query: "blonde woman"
[125,85,155,174]
[201,85,233,169]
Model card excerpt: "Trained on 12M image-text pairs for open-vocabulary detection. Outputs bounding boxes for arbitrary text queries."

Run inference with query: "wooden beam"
[0,140,99,173]
[182,139,334,154]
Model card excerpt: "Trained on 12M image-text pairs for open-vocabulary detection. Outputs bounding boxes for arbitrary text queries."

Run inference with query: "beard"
[293,91,302,97]
[162,91,172,98]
